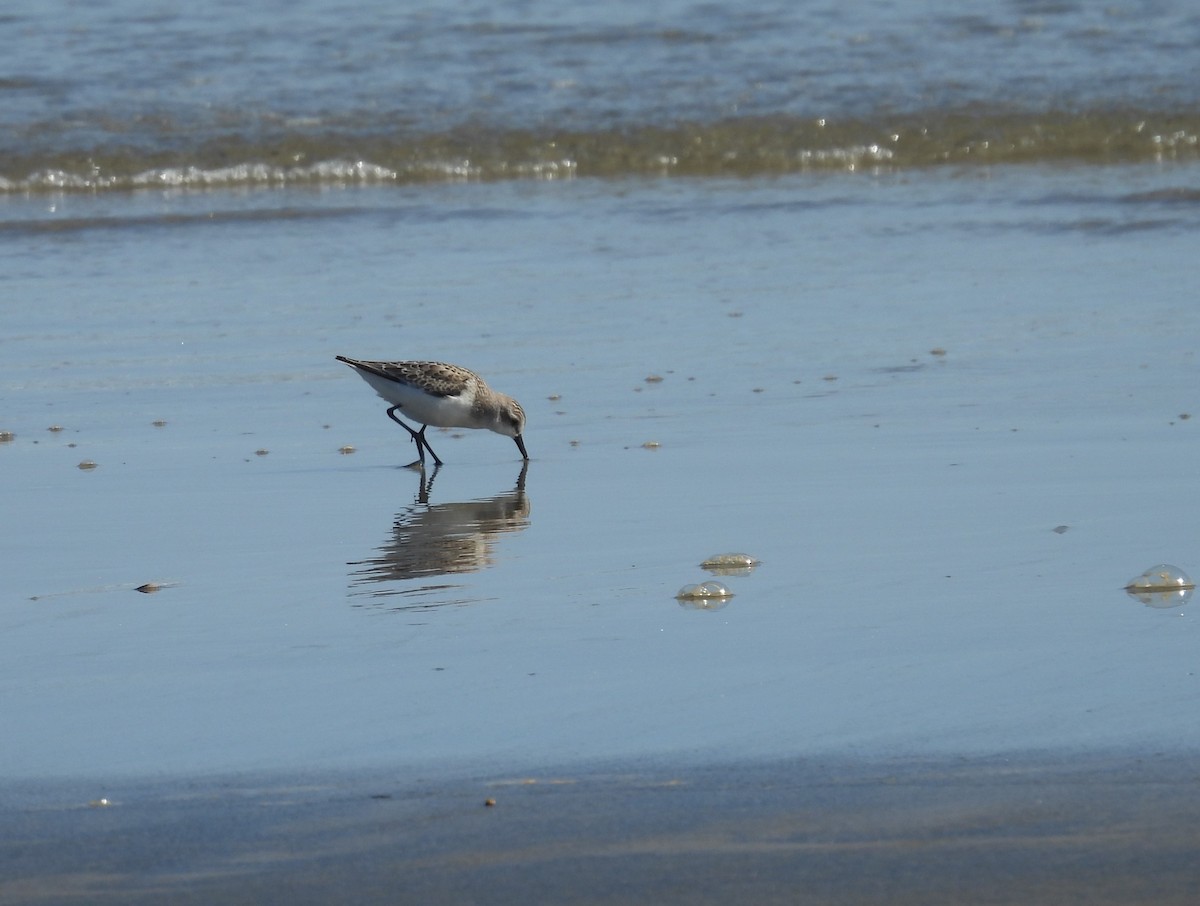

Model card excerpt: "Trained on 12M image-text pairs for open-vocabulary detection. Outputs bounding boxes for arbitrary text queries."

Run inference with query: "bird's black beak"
[514,434,529,460]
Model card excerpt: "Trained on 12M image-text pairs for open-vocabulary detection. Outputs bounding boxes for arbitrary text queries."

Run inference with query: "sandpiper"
[336,356,528,467]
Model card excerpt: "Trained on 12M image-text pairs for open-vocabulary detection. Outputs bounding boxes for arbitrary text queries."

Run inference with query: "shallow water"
[2,163,1198,779]
[3,0,1199,187]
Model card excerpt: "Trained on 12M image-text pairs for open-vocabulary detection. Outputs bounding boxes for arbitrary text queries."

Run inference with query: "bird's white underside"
[356,369,483,429]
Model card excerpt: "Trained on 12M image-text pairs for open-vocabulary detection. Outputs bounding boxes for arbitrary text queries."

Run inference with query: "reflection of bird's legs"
[417,463,442,505]
[386,406,444,468]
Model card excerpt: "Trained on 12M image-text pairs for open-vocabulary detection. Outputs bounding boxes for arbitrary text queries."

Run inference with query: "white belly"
[359,371,477,428]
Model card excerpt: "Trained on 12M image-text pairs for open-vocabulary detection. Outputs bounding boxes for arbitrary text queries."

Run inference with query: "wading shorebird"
[336,356,528,467]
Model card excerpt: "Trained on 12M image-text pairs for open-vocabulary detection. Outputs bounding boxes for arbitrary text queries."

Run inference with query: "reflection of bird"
[336,356,528,467]
[348,465,531,602]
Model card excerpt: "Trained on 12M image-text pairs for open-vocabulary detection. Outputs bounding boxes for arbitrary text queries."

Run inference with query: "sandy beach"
[5,3,1200,900]
[5,165,1200,902]
[6,750,1200,904]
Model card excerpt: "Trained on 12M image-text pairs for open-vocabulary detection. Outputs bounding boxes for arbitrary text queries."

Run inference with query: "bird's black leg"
[387,406,430,468]
[414,426,444,467]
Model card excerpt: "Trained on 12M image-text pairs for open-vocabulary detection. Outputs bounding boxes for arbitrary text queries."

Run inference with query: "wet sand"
[5,750,1200,905]
[5,170,1200,903]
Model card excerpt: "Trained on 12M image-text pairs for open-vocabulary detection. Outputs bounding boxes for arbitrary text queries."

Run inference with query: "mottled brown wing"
[356,360,475,398]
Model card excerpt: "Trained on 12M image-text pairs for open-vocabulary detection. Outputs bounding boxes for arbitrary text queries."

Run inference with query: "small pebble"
[152,419,167,427]
[645,374,664,383]
[48,425,64,432]
[77,460,97,470]
[484,798,496,808]
[338,445,356,454]
[135,583,161,594]
[255,449,269,456]
[0,431,14,443]
[642,441,661,449]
